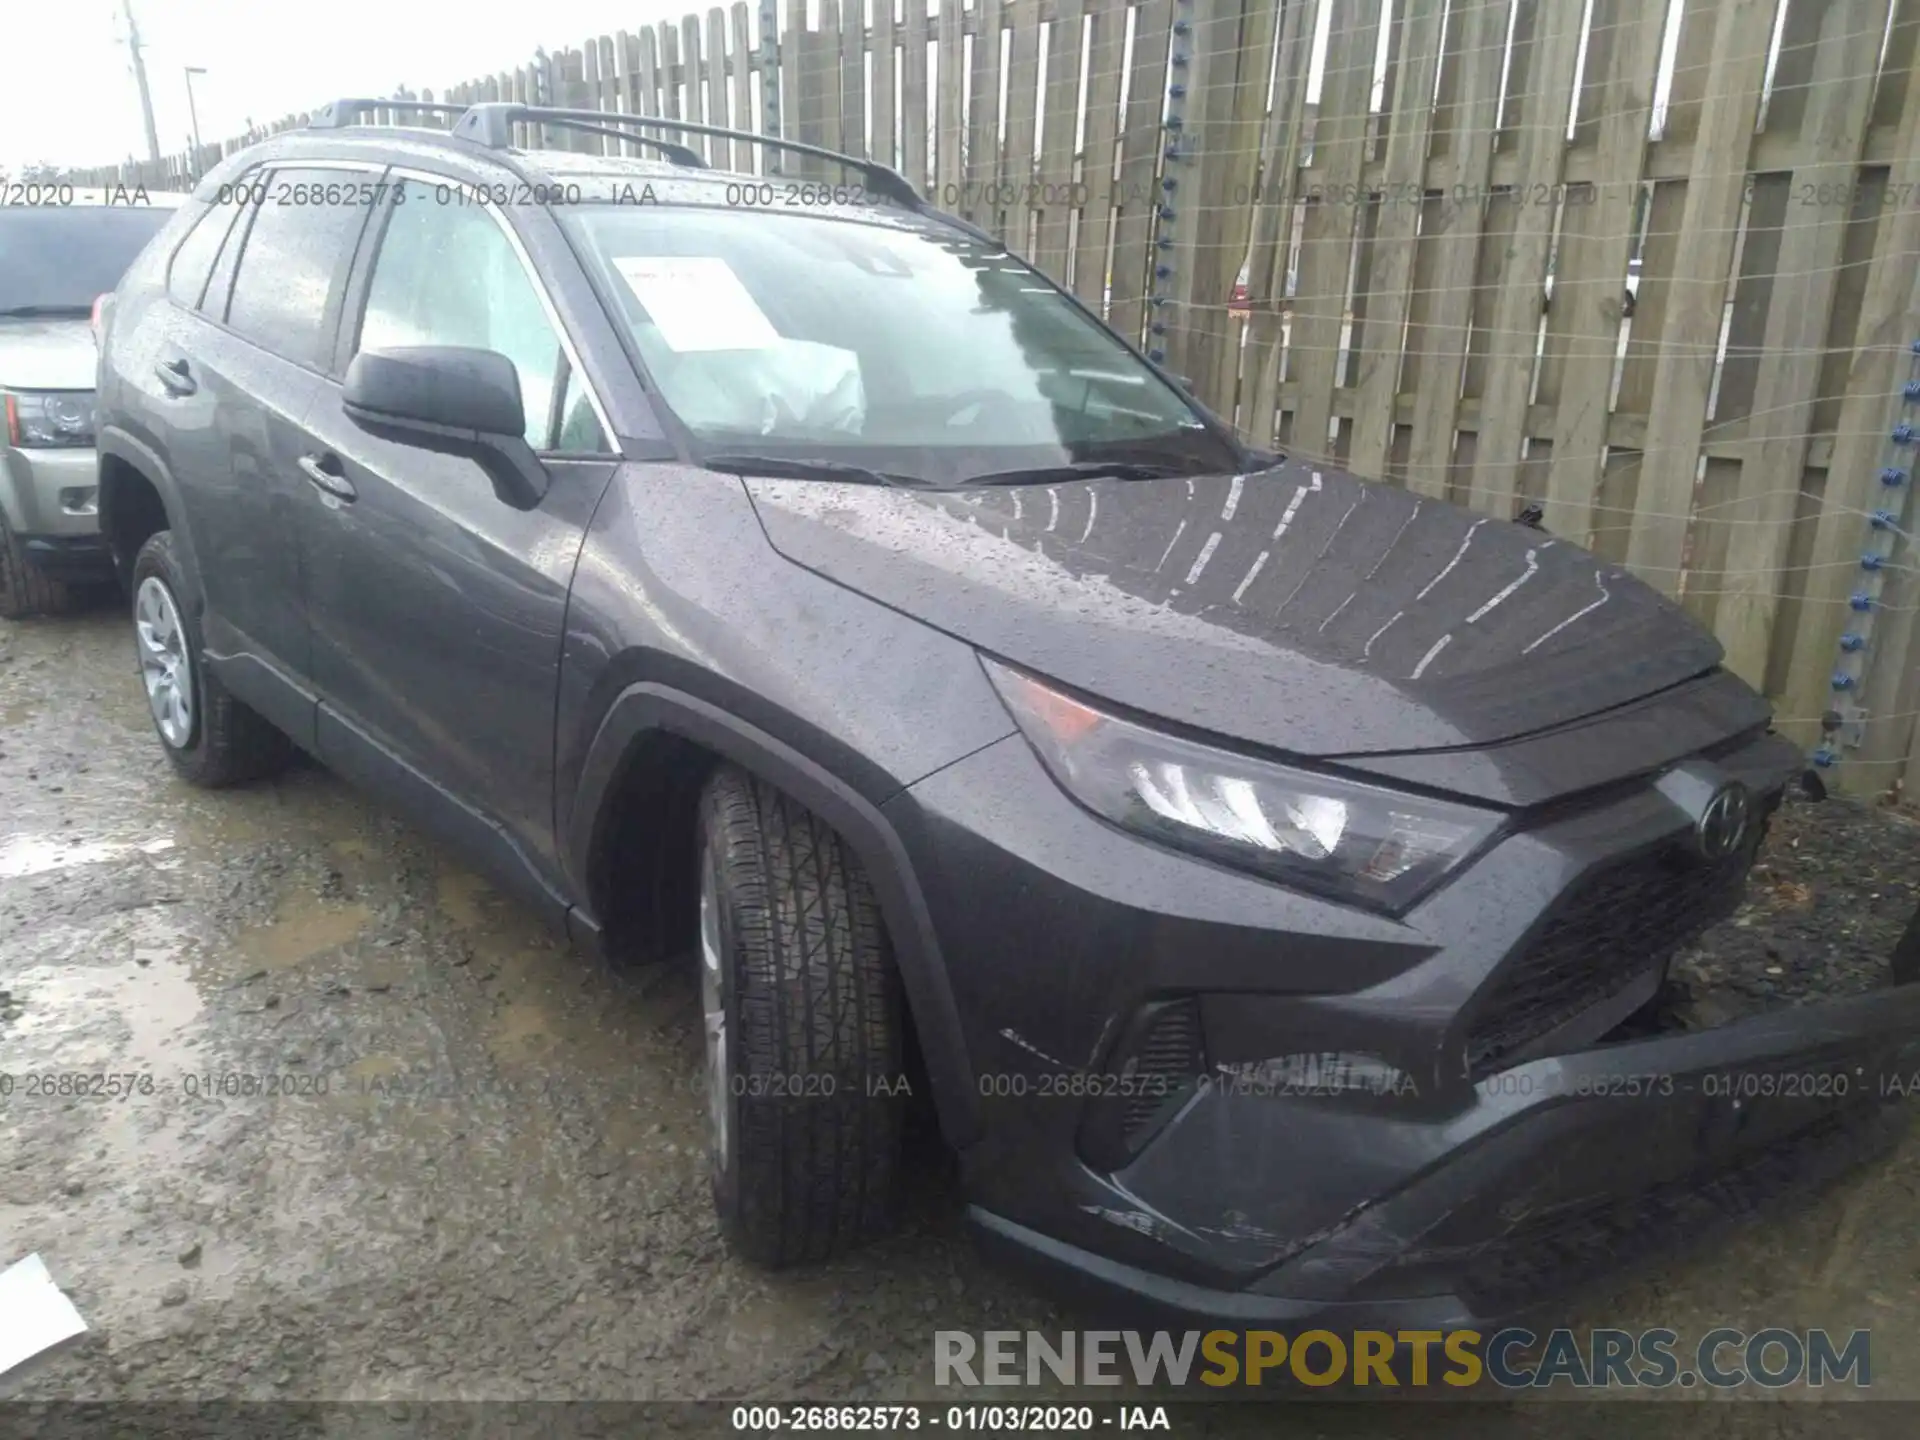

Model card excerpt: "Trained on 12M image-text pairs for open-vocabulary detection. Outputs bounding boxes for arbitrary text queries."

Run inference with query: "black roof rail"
[450,104,925,211]
[309,98,469,129]
[528,119,707,169]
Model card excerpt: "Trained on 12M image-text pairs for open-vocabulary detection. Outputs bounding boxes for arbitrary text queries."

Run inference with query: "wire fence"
[59,0,1920,797]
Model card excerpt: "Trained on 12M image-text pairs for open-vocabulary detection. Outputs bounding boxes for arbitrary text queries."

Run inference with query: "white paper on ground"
[610,256,781,352]
[0,1253,89,1379]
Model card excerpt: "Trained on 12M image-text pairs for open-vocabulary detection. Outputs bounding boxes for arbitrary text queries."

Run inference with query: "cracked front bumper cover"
[972,983,1920,1331]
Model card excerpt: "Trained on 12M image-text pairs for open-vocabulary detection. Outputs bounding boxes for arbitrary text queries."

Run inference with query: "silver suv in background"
[0,190,183,617]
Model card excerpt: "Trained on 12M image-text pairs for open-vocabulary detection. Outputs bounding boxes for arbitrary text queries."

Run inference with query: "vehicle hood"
[743,458,1726,757]
[0,317,96,390]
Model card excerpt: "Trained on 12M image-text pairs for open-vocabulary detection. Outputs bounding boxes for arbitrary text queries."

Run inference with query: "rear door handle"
[298,453,357,503]
[153,358,196,396]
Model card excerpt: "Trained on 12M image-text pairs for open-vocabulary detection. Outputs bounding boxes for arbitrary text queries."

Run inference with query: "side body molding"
[566,682,983,1147]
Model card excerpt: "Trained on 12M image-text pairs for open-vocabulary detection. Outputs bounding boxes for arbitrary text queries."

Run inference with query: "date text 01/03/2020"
[728,1404,1173,1431]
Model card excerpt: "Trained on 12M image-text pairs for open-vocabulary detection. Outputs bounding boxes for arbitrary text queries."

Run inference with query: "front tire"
[0,512,77,620]
[131,530,292,787]
[698,765,905,1266]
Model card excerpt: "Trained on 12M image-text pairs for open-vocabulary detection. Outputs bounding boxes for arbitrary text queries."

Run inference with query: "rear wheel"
[697,765,905,1266]
[131,530,292,787]
[0,512,76,620]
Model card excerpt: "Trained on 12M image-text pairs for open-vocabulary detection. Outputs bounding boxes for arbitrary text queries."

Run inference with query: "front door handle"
[298,453,357,503]
[153,357,196,396]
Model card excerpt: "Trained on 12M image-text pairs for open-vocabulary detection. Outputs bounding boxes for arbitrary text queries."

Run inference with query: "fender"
[569,681,983,1147]
[97,424,200,590]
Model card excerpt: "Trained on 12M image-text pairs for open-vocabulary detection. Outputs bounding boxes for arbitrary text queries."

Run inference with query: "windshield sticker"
[610,256,781,353]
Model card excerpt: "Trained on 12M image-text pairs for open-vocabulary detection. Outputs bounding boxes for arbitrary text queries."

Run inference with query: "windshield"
[0,206,174,314]
[561,205,1240,483]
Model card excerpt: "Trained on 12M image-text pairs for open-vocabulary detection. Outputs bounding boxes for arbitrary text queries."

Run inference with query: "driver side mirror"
[342,345,548,510]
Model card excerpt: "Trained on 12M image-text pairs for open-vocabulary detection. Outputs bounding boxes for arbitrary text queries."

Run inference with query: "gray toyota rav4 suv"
[91,100,1920,1332]
[0,188,181,616]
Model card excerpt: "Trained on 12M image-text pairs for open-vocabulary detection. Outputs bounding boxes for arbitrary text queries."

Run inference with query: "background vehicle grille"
[1465,809,1775,1079]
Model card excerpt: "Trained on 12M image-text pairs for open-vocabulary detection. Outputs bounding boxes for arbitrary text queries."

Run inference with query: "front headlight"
[984,659,1502,913]
[4,390,96,449]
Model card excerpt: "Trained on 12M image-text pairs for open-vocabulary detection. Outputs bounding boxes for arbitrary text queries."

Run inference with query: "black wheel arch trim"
[97,425,197,588]
[567,681,983,1147]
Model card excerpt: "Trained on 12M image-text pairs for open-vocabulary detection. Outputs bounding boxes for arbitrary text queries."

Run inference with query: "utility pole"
[121,0,163,168]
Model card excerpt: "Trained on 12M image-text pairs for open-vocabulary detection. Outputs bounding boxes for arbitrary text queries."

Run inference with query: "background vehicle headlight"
[4,390,96,449]
[984,659,1502,913]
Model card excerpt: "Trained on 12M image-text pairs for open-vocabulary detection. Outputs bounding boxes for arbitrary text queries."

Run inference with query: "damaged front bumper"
[973,971,1920,1334]
[897,717,1920,1331]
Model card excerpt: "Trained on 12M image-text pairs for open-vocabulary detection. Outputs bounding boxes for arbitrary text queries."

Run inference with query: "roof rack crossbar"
[309,99,471,130]
[450,104,924,210]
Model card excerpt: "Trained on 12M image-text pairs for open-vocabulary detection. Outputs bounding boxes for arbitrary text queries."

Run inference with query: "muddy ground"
[5,602,1920,1435]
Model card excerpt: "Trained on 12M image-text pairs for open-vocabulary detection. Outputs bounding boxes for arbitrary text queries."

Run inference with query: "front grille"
[1453,1104,1895,1311]
[1465,814,1772,1079]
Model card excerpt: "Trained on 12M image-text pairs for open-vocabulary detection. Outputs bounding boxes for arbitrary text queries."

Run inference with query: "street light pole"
[120,0,162,168]
[184,67,206,171]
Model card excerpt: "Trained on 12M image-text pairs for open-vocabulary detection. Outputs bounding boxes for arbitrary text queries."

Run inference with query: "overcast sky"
[3,0,701,170]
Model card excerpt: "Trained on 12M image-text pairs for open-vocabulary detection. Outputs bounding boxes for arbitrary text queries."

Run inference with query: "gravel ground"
[6,603,1920,1434]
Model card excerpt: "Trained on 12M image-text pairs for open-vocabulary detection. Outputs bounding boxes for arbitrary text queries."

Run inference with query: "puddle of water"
[232,894,372,972]
[0,834,175,879]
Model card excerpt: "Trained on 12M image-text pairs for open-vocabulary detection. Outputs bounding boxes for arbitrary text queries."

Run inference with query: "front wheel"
[697,765,906,1266]
[131,530,292,787]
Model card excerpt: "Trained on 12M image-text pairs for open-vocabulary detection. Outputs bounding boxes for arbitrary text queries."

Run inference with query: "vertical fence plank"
[1240,0,1319,447]
[1189,0,1280,410]
[1621,0,1776,592]
[1108,0,1175,347]
[1349,0,1446,478]
[969,0,1008,232]
[1286,0,1384,459]
[682,14,709,160]
[936,0,967,203]
[1003,0,1044,242]
[1465,0,1586,516]
[1712,0,1892,683]
[781,0,806,172]
[873,0,898,169]
[1399,0,1508,496]
[1033,0,1084,276]
[843,0,869,155]
[1778,57,1920,751]
[658,22,683,122]
[818,0,846,160]
[733,4,756,161]
[903,0,931,189]
[638,28,663,122]
[708,8,734,166]
[1541,0,1664,542]
[1072,0,1127,308]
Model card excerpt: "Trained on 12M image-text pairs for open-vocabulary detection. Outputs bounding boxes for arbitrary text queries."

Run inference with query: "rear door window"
[223,168,373,369]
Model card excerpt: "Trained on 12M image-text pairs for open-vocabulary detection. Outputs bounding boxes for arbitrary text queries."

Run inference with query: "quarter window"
[166,204,236,310]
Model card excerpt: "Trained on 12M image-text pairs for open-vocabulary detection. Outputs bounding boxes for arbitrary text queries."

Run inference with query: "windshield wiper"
[0,304,93,319]
[962,460,1199,486]
[701,454,941,489]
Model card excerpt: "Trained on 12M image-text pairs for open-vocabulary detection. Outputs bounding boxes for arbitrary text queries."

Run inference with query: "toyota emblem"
[1695,781,1753,864]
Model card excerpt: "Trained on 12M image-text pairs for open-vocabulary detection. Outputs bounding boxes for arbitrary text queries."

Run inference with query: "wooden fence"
[66,0,1920,798]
